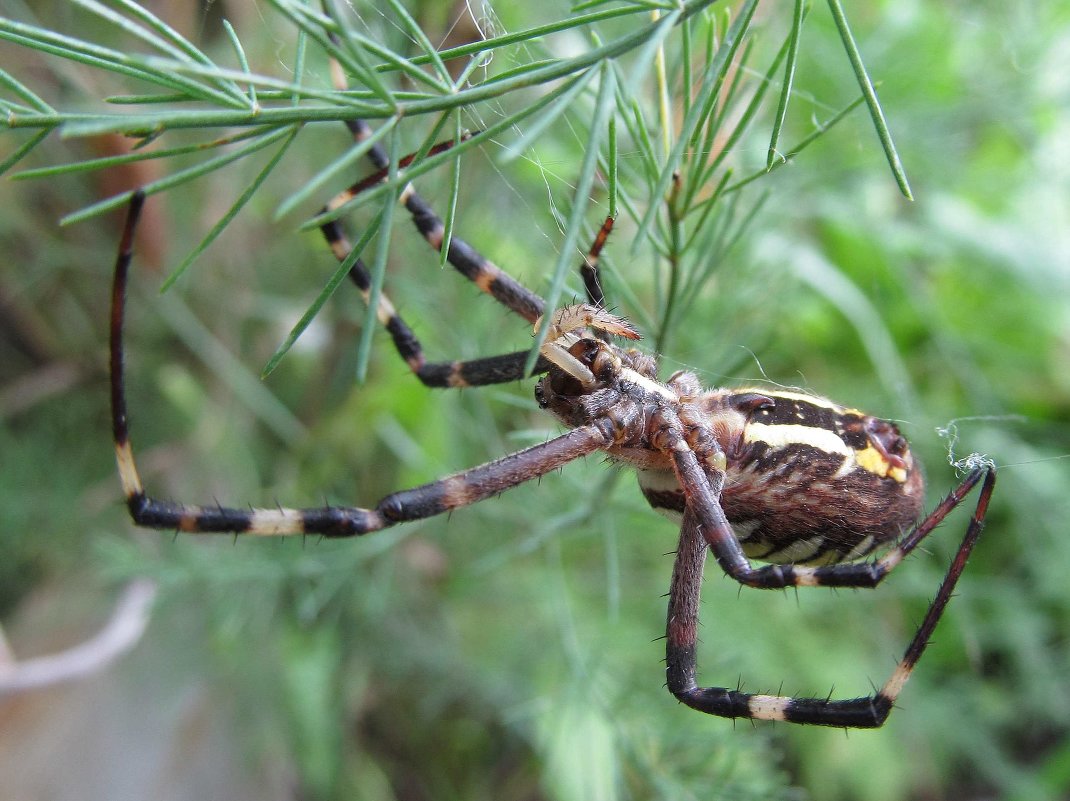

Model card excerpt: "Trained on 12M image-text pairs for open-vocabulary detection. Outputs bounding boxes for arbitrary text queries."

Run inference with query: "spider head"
[535,336,629,426]
[534,304,638,395]
[534,305,662,432]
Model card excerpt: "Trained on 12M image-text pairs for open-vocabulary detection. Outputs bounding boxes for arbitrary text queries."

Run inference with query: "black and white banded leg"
[665,448,995,727]
[315,116,619,387]
[111,192,622,538]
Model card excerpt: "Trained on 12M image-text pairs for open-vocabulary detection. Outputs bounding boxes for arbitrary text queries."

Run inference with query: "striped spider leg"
[110,163,619,536]
[665,453,994,727]
[312,43,620,387]
[317,120,548,389]
[317,47,617,388]
[316,121,617,388]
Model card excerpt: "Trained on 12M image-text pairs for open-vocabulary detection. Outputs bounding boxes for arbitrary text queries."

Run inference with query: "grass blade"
[725,92,866,194]
[299,72,590,230]
[222,19,258,107]
[767,0,804,169]
[13,127,276,180]
[160,126,301,292]
[692,23,794,197]
[0,129,50,175]
[631,0,758,250]
[274,117,397,220]
[500,67,598,162]
[262,210,384,379]
[60,127,294,225]
[0,18,248,109]
[72,0,245,103]
[112,0,221,69]
[0,66,54,113]
[382,0,452,86]
[826,0,912,200]
[354,126,402,382]
[439,111,463,268]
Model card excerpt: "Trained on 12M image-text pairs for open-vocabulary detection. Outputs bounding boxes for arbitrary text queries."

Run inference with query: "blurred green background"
[1,2,1068,800]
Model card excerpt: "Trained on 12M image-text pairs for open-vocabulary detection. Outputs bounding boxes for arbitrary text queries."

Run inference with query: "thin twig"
[0,579,157,696]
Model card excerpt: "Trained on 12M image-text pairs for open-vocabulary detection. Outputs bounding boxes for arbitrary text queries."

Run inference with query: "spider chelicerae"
[109,117,995,729]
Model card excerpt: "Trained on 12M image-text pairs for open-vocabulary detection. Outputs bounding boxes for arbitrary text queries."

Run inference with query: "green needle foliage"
[1,3,1068,801]
[1,0,896,377]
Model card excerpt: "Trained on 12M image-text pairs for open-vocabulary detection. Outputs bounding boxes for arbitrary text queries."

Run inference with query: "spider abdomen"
[637,388,925,564]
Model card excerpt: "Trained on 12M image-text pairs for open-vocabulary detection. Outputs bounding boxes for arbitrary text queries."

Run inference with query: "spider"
[108,117,995,729]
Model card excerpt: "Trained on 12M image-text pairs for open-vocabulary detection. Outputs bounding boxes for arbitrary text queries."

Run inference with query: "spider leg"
[578,215,615,342]
[663,430,995,727]
[322,211,619,386]
[671,438,993,591]
[323,32,542,319]
[580,214,613,309]
[320,215,549,387]
[329,111,545,323]
[334,140,616,321]
[319,48,623,377]
[111,193,615,535]
[318,143,622,385]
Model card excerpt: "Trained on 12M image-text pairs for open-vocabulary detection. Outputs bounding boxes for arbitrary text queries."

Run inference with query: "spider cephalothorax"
[107,114,994,728]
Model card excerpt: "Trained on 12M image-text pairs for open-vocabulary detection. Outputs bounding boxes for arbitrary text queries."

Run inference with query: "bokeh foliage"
[1,2,1068,800]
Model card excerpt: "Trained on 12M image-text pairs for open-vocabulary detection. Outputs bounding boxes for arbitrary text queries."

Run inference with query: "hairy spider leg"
[580,213,613,309]
[319,127,620,385]
[318,54,618,385]
[319,211,550,388]
[328,117,545,322]
[577,215,616,343]
[111,192,617,536]
[663,434,994,727]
